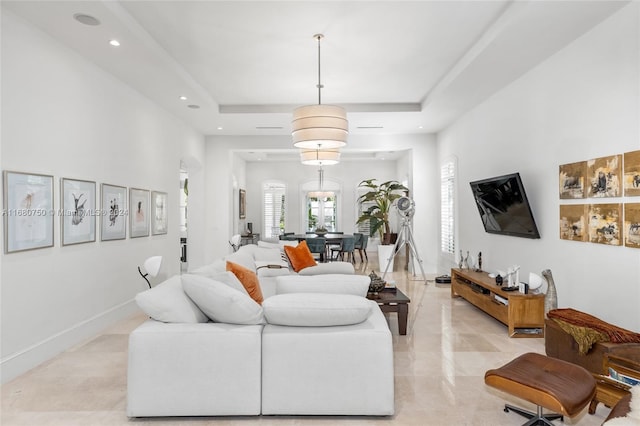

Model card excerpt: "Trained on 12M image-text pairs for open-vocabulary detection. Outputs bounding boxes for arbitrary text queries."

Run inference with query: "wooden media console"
[451,268,545,338]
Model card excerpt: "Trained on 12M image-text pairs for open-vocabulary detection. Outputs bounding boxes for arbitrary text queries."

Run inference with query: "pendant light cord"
[315,34,323,105]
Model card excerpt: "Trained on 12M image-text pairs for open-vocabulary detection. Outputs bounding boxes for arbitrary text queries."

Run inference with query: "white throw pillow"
[276,274,370,297]
[182,274,265,325]
[257,240,296,264]
[258,240,298,249]
[223,251,256,272]
[189,258,225,277]
[262,293,372,327]
[206,270,250,295]
[252,247,282,262]
[135,275,208,323]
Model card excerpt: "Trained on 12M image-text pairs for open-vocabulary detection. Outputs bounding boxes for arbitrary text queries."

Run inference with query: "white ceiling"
[3,0,629,161]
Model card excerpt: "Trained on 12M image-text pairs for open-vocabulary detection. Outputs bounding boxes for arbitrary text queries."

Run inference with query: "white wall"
[204,134,440,272]
[0,12,205,382]
[438,4,640,330]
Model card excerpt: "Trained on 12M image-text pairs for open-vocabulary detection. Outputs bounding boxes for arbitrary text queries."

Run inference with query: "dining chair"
[330,236,355,263]
[305,237,326,263]
[325,231,343,257]
[354,233,369,262]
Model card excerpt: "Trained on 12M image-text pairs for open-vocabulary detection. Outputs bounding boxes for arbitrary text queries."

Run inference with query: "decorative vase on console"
[542,269,557,317]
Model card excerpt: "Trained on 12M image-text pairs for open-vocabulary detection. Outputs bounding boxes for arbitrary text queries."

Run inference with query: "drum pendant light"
[292,34,348,149]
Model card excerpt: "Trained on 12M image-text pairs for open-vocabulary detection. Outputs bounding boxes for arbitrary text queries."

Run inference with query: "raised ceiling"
[3,0,628,160]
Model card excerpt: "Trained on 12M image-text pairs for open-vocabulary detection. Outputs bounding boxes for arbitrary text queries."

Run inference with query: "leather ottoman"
[485,352,596,425]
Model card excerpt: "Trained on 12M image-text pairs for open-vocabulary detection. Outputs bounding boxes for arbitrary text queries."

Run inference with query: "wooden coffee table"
[367,288,411,335]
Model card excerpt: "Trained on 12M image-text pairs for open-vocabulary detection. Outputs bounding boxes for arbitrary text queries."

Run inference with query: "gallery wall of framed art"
[559,149,640,248]
[2,170,169,253]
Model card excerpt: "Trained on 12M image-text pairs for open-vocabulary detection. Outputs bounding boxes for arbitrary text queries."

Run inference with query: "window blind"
[263,183,286,239]
[440,161,455,254]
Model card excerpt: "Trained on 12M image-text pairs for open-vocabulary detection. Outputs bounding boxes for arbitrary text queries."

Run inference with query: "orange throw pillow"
[226,261,264,305]
[283,240,317,273]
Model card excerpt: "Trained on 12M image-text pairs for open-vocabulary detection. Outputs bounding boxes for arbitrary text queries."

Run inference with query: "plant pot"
[378,244,395,274]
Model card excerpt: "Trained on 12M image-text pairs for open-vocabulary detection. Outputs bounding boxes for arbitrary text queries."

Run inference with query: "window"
[440,160,456,254]
[306,193,337,231]
[263,182,286,239]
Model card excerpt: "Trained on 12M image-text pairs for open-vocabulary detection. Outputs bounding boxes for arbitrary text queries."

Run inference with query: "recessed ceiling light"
[217,127,223,130]
[109,39,120,47]
[73,13,100,26]
[179,96,188,101]
[418,125,424,129]
[187,104,200,109]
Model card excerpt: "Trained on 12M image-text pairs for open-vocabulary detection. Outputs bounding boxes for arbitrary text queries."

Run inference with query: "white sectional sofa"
[127,243,394,418]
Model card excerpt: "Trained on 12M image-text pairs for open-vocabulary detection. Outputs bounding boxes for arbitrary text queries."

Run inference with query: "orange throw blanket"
[548,308,640,347]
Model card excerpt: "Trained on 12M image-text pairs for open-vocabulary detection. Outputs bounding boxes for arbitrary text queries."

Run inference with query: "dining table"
[286,233,355,262]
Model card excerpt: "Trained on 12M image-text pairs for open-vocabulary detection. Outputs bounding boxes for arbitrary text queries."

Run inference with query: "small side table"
[589,351,639,414]
[589,375,630,414]
[367,288,411,335]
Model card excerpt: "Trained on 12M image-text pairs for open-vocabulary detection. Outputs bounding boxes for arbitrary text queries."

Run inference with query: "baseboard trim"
[1,299,138,384]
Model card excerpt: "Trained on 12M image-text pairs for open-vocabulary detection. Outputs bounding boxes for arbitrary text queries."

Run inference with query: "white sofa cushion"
[255,260,291,278]
[261,300,394,415]
[262,293,372,327]
[127,320,263,416]
[298,262,355,275]
[182,274,265,325]
[135,275,208,324]
[275,274,370,297]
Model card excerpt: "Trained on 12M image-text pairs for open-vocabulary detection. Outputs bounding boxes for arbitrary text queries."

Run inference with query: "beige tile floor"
[1,254,612,425]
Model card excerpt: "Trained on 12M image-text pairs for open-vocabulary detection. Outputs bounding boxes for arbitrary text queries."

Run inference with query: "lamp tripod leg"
[381,222,427,283]
[404,225,427,283]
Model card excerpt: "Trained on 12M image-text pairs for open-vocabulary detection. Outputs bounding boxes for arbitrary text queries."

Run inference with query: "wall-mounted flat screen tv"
[469,172,540,239]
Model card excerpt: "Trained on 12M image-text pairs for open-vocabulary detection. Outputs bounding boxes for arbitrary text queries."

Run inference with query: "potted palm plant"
[356,179,408,271]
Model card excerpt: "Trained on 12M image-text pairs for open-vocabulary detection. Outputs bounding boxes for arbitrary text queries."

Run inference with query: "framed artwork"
[129,188,150,238]
[61,178,96,245]
[151,191,168,235]
[559,161,586,199]
[559,204,587,242]
[624,203,640,249]
[239,189,246,219]
[623,150,640,197]
[587,203,622,246]
[3,171,54,253]
[101,184,127,241]
[587,155,622,198]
